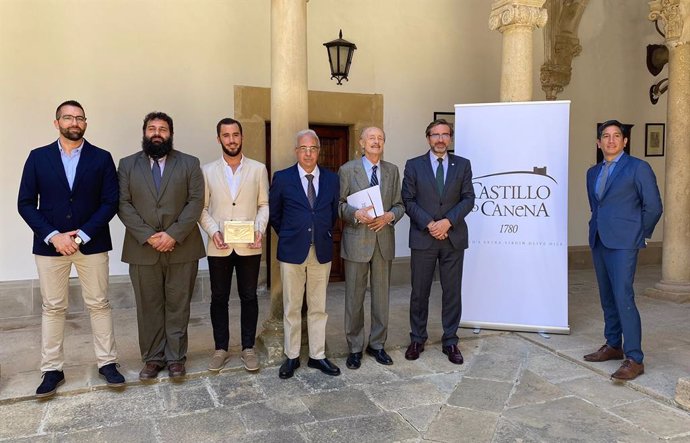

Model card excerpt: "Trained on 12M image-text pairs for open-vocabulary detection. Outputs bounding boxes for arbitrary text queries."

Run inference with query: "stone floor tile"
[156,407,245,441]
[0,435,53,443]
[464,351,522,382]
[492,418,543,443]
[557,375,646,409]
[382,349,437,378]
[416,345,476,374]
[55,419,157,443]
[236,427,307,443]
[397,403,443,432]
[42,386,164,433]
[424,405,498,443]
[158,378,216,414]
[507,369,567,408]
[0,399,45,439]
[206,371,266,408]
[301,388,381,421]
[296,368,348,392]
[0,370,41,402]
[447,377,513,412]
[609,399,690,439]
[237,397,314,433]
[338,358,400,386]
[503,396,658,442]
[420,371,464,394]
[302,412,418,443]
[525,352,593,383]
[253,368,313,398]
[366,379,447,411]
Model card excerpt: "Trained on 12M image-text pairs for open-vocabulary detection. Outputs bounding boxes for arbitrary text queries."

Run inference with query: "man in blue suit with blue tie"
[269,129,341,379]
[18,100,125,398]
[584,120,663,381]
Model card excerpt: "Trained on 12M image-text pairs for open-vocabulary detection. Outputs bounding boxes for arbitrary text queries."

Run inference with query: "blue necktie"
[596,161,611,200]
[435,158,444,195]
[370,165,379,187]
[152,160,162,193]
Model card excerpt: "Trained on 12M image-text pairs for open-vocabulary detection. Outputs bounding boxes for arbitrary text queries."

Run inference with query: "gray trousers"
[344,242,391,352]
[129,256,198,364]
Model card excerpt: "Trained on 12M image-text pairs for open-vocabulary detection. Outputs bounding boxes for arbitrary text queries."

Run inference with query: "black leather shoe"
[36,370,65,399]
[405,342,425,360]
[307,358,341,376]
[366,347,393,365]
[346,352,362,369]
[99,363,126,387]
[442,344,464,365]
[279,357,300,379]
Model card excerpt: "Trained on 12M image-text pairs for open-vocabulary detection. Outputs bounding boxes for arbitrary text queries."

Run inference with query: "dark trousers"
[409,240,465,347]
[129,256,198,364]
[208,252,261,350]
[591,235,642,363]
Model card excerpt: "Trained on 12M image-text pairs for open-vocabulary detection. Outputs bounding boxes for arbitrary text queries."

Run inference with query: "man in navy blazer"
[18,100,124,398]
[269,129,341,379]
[583,119,662,381]
[401,119,475,365]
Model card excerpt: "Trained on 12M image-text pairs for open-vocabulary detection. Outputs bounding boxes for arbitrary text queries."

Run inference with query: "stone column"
[646,0,690,303]
[489,0,548,102]
[258,0,309,364]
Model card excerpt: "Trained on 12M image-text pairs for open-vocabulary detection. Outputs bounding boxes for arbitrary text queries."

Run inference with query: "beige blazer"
[338,157,405,262]
[199,156,269,257]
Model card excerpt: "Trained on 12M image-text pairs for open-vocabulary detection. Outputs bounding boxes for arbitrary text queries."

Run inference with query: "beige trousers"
[35,251,117,371]
[280,246,331,359]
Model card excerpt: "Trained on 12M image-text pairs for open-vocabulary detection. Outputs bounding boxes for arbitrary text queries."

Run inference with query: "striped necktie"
[370,165,379,187]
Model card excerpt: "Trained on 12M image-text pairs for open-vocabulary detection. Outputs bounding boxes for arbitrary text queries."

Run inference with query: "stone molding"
[540,0,589,99]
[489,0,548,32]
[649,0,690,47]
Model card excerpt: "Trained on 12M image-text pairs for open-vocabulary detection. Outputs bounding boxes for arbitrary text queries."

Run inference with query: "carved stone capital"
[649,0,690,46]
[489,0,548,32]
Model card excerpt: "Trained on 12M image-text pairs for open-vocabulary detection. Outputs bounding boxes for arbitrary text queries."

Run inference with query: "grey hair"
[295,129,320,147]
[360,126,386,141]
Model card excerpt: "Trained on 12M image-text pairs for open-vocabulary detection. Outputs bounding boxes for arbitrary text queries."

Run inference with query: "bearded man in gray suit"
[338,127,405,369]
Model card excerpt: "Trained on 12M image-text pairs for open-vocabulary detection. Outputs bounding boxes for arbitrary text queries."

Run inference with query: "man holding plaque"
[338,127,405,369]
[118,112,205,381]
[199,118,269,372]
[269,129,341,379]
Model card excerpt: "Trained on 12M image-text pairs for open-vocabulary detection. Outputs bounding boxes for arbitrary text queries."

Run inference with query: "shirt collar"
[429,151,447,163]
[297,163,319,178]
[57,139,84,155]
[362,155,379,170]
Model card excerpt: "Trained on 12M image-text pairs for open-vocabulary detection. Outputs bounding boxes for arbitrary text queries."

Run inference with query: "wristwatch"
[73,235,83,245]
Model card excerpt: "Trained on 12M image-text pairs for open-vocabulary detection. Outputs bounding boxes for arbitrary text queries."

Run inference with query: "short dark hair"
[55,100,84,119]
[597,119,625,139]
[425,119,454,137]
[142,112,174,134]
[216,118,243,137]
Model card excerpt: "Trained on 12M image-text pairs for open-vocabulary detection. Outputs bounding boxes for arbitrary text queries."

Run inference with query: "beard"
[142,134,174,159]
[60,126,84,141]
[222,142,242,157]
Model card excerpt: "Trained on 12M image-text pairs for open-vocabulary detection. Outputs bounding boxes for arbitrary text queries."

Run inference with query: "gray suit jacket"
[118,149,206,265]
[338,157,405,262]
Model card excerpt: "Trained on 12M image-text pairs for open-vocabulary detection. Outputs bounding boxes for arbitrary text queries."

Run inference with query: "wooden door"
[265,124,350,283]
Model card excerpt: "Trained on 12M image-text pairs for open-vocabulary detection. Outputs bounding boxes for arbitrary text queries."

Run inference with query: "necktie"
[596,161,611,200]
[152,160,162,193]
[370,165,379,187]
[435,157,444,195]
[306,174,316,208]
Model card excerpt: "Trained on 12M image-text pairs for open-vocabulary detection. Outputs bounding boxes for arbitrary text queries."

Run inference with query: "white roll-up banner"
[455,101,570,334]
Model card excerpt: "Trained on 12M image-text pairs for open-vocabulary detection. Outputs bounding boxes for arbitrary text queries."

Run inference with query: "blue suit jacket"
[402,151,475,250]
[18,140,119,256]
[586,153,662,249]
[269,164,339,264]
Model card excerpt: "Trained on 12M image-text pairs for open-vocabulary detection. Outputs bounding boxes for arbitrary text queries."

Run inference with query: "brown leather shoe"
[405,342,425,360]
[611,359,644,380]
[583,344,624,362]
[139,362,165,381]
[168,362,186,381]
[442,344,464,365]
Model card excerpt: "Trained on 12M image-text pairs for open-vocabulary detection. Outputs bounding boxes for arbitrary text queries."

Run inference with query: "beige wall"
[0,0,666,281]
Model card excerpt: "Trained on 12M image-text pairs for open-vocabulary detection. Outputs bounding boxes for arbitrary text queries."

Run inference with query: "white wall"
[0,0,666,281]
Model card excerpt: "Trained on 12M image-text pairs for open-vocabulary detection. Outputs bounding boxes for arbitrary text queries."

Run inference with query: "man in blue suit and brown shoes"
[584,119,663,381]
[269,129,341,379]
[18,100,125,398]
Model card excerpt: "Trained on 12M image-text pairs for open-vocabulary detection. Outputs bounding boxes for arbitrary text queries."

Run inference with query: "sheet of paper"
[346,185,384,218]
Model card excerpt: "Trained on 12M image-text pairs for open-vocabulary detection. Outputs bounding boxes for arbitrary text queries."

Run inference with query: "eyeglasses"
[60,115,87,123]
[429,133,451,140]
[296,146,320,154]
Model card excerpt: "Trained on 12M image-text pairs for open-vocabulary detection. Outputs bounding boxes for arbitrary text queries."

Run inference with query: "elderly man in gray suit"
[338,126,405,369]
[118,111,205,382]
